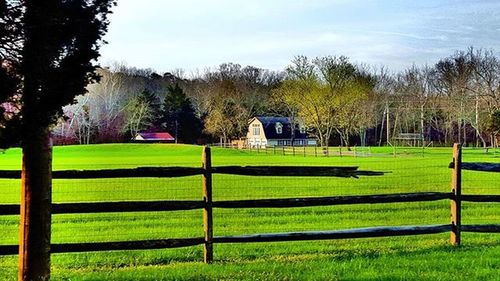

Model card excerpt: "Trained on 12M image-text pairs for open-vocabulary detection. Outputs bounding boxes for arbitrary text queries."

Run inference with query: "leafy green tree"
[1,1,115,279]
[204,96,238,145]
[274,56,375,147]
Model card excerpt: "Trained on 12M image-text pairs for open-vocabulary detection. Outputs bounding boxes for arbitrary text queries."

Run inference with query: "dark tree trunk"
[19,126,52,281]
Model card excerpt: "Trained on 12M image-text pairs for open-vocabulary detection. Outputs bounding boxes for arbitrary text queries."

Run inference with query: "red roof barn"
[133,132,175,142]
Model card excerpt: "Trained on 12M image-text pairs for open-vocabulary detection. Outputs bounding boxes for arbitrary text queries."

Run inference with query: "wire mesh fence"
[0,144,498,280]
[233,144,500,159]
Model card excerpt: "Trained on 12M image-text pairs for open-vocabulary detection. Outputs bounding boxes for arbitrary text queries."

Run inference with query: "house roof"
[253,116,308,140]
[135,132,175,141]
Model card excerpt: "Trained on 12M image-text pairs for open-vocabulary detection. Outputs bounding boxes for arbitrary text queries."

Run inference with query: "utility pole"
[475,92,480,147]
[386,101,390,145]
[378,106,386,146]
[175,119,178,144]
[420,103,425,147]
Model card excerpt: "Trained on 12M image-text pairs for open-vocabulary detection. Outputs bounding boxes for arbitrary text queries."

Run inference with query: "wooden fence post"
[303,146,306,157]
[314,146,317,157]
[202,146,213,263]
[451,143,462,246]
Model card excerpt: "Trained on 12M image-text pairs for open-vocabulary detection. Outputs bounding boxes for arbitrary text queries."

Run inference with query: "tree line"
[49,48,500,147]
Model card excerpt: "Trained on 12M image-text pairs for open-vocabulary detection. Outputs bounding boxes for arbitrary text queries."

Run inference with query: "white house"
[246,117,316,148]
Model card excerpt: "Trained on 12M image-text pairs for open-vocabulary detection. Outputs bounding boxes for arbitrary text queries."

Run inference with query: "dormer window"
[275,122,283,134]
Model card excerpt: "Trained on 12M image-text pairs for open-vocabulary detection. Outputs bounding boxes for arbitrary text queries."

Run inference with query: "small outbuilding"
[133,132,175,143]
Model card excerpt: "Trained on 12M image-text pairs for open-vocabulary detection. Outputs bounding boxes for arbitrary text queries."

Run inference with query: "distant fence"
[217,143,500,158]
[224,145,373,157]
[213,142,366,157]
[0,144,499,264]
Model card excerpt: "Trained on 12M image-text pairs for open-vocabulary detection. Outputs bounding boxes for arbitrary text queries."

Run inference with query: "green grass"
[0,144,499,280]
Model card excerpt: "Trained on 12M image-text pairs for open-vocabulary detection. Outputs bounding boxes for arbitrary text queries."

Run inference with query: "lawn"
[0,144,499,280]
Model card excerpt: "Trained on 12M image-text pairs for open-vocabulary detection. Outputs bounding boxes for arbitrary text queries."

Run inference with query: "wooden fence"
[229,144,456,158]
[0,144,499,264]
[239,145,369,157]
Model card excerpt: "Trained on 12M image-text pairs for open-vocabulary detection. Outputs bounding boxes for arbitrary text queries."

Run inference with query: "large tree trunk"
[19,126,52,281]
[337,129,350,149]
[342,134,350,150]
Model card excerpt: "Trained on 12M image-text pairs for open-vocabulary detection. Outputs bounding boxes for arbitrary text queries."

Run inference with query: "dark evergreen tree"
[486,110,500,136]
[0,0,22,148]
[1,1,115,279]
[162,84,202,143]
[138,88,161,128]
[139,88,161,119]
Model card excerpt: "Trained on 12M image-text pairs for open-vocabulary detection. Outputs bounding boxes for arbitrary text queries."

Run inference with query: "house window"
[252,124,260,136]
[275,122,283,134]
[300,126,306,134]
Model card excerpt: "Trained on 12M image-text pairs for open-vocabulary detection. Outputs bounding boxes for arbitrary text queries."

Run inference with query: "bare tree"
[471,49,500,146]
[392,65,435,145]
[433,50,476,145]
[122,95,154,138]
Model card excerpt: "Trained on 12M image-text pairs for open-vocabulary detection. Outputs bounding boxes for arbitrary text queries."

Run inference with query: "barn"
[133,132,175,143]
[246,117,316,148]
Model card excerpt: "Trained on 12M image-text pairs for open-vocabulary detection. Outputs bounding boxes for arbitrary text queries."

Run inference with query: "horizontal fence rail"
[0,238,205,256]
[0,204,18,215]
[1,201,206,216]
[213,225,452,243]
[461,224,500,233]
[51,238,206,253]
[213,192,452,209]
[461,195,500,203]
[0,245,17,256]
[0,223,454,256]
[448,162,500,173]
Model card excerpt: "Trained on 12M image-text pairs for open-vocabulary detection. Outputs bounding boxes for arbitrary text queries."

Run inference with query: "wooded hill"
[48,48,500,147]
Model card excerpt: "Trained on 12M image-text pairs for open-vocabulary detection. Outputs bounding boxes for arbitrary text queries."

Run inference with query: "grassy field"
[0,144,499,280]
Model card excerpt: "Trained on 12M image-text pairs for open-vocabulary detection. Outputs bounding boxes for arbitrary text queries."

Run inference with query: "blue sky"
[99,0,500,74]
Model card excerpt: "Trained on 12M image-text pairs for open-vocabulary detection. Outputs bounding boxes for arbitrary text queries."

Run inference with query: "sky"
[99,0,500,74]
